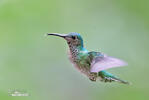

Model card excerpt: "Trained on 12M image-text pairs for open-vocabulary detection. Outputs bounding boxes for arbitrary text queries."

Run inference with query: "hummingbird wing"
[89,52,127,73]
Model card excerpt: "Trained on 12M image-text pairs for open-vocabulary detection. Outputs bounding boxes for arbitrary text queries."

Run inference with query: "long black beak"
[47,33,67,38]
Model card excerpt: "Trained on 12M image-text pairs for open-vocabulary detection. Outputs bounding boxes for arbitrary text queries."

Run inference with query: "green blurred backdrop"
[0,0,149,100]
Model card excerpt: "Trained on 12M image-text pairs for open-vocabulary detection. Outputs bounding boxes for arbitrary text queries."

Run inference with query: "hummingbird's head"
[47,32,84,47]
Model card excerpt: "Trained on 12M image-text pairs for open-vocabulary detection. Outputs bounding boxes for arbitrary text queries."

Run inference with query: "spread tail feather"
[98,71,130,84]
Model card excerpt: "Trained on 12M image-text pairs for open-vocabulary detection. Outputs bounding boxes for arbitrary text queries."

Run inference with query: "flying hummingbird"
[47,32,129,84]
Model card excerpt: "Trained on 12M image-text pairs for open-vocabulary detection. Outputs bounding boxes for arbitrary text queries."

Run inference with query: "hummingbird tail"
[98,71,130,84]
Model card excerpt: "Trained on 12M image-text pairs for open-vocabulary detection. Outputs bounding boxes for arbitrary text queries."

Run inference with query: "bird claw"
[89,72,97,81]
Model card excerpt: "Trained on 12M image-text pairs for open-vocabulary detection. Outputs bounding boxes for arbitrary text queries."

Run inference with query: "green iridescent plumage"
[47,32,129,84]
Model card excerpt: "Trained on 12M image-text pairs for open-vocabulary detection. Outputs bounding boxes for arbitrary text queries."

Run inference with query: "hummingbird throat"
[67,42,80,58]
[67,41,85,61]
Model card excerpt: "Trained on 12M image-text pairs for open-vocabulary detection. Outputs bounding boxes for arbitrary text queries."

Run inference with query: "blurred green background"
[0,0,149,100]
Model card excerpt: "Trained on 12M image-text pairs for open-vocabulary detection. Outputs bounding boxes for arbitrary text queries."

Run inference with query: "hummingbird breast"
[67,43,91,76]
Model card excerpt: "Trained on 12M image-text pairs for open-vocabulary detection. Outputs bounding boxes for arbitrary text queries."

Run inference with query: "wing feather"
[90,54,127,73]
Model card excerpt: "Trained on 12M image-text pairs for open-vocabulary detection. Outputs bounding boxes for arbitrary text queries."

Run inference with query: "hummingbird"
[47,32,129,84]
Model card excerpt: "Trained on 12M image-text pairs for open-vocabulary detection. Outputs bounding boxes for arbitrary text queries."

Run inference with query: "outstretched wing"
[89,52,127,73]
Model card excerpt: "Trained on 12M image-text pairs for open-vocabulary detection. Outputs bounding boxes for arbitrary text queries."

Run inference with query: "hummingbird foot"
[89,72,98,81]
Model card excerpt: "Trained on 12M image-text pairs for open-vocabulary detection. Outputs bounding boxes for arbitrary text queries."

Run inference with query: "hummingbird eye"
[71,36,76,40]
